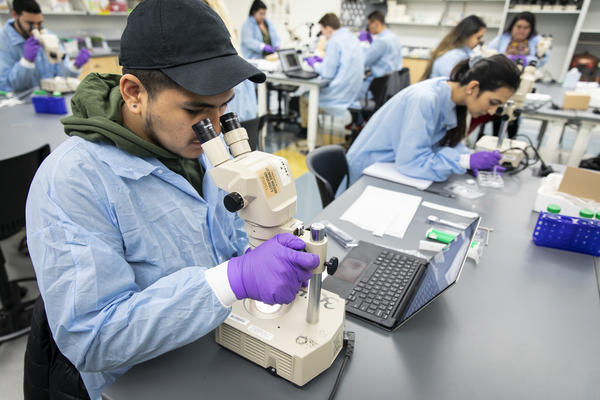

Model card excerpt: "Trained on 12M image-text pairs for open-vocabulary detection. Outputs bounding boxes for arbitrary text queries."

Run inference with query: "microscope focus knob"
[325,257,338,276]
[223,192,244,212]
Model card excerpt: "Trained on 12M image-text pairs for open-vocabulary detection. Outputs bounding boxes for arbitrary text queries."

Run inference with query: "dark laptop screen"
[278,49,301,72]
[399,217,480,324]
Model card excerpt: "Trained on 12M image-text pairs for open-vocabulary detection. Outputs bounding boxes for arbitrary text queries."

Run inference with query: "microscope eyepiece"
[220,112,242,133]
[192,118,218,144]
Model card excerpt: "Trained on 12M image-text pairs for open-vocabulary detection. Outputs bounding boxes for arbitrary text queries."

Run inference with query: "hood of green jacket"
[61,73,203,196]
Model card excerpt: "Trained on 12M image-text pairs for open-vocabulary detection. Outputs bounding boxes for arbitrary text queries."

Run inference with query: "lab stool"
[267,83,300,131]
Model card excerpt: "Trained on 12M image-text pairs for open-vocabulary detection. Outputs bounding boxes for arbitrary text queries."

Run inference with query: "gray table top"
[265,71,330,87]
[530,82,600,122]
[0,97,70,160]
[104,172,600,400]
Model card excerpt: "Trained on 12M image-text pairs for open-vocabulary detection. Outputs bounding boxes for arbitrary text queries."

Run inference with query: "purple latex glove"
[358,30,372,44]
[470,150,505,176]
[263,44,274,54]
[304,56,323,68]
[74,48,90,68]
[227,233,320,305]
[24,37,41,62]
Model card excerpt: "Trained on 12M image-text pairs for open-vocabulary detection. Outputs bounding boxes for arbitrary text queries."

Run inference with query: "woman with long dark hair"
[487,11,549,66]
[240,0,280,59]
[421,15,487,80]
[346,54,521,183]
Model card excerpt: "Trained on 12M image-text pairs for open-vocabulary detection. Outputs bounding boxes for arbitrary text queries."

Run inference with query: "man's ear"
[120,74,147,115]
[11,10,17,20]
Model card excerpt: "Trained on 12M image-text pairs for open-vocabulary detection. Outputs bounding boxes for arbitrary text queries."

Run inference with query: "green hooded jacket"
[61,73,204,196]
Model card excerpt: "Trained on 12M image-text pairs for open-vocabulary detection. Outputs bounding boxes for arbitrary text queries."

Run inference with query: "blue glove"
[74,48,90,68]
[470,151,505,176]
[304,56,323,68]
[263,44,274,54]
[227,233,320,305]
[24,37,41,62]
[358,30,372,44]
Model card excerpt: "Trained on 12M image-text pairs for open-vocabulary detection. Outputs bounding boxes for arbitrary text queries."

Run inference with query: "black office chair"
[266,83,300,131]
[240,114,268,151]
[0,144,50,343]
[305,144,349,208]
[347,67,411,146]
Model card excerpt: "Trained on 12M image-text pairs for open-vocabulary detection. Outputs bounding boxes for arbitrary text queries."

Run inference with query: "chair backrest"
[0,144,50,240]
[305,144,349,208]
[240,115,267,152]
[369,67,411,111]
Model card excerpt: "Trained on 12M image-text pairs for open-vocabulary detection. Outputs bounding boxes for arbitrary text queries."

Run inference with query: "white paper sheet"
[362,162,433,190]
[340,185,422,238]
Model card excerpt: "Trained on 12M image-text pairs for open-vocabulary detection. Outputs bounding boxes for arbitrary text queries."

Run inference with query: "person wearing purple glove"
[73,47,90,68]
[304,55,323,68]
[228,233,320,305]
[344,54,521,185]
[469,150,506,176]
[358,29,372,44]
[241,0,281,59]
[0,0,83,92]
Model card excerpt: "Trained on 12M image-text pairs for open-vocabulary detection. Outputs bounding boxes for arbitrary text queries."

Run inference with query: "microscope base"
[215,288,345,386]
[475,136,528,168]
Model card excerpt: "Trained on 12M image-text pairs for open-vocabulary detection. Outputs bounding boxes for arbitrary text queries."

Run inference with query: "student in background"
[487,11,549,67]
[300,13,364,130]
[0,0,90,92]
[240,0,280,59]
[357,10,403,100]
[422,15,487,80]
[346,55,521,185]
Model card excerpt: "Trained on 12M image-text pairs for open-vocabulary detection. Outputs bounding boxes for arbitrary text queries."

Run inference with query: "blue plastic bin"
[32,94,68,114]
[532,212,600,256]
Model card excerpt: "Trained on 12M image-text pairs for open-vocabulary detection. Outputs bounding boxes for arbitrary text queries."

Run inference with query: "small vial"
[579,209,594,219]
[546,204,561,214]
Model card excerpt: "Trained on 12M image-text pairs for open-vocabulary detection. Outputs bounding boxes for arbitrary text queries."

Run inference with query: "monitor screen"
[279,49,301,72]
[399,217,480,324]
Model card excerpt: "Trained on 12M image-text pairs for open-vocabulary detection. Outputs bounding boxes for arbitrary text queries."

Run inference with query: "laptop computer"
[277,48,319,80]
[323,217,480,331]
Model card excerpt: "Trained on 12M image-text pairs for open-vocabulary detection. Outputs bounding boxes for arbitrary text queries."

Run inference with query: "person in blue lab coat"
[487,11,549,67]
[345,54,521,185]
[23,2,320,399]
[0,0,90,93]
[356,10,403,101]
[240,0,280,59]
[300,13,364,128]
[422,15,487,80]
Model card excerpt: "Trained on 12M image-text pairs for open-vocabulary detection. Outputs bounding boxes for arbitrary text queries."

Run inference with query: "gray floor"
[1,114,599,400]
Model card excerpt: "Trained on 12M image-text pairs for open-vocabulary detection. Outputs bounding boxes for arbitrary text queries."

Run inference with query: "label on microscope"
[272,157,292,186]
[228,313,249,326]
[258,165,280,199]
[248,325,274,341]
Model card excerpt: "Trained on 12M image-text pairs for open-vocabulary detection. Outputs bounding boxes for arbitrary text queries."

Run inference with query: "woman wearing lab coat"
[240,0,280,59]
[345,54,521,184]
[487,11,549,67]
[422,15,487,80]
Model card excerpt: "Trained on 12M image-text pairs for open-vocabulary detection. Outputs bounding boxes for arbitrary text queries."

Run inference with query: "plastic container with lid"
[32,90,68,114]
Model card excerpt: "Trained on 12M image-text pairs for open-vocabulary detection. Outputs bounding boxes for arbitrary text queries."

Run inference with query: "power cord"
[328,331,355,400]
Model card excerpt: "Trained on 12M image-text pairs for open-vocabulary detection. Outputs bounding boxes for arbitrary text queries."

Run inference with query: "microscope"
[475,61,537,168]
[193,113,345,386]
[31,28,65,64]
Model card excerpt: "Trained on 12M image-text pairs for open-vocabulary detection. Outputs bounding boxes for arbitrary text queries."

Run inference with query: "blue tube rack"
[32,94,68,114]
[532,212,600,256]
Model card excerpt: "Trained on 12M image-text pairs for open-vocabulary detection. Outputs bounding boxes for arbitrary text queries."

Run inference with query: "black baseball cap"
[119,0,266,96]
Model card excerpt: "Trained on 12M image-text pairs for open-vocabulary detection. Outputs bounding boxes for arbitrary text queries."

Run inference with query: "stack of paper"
[340,185,422,238]
[363,162,432,190]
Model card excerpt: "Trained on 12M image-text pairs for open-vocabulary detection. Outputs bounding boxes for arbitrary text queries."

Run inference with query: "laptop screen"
[278,49,301,72]
[399,217,480,325]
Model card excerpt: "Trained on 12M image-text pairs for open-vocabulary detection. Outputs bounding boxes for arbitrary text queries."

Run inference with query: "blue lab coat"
[0,19,79,92]
[346,77,470,184]
[313,27,364,118]
[240,16,281,59]
[358,28,403,100]
[26,137,248,399]
[430,46,472,78]
[487,32,549,66]
[227,79,258,122]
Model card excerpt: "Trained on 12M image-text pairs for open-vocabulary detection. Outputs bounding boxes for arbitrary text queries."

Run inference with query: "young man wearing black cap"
[23,1,319,399]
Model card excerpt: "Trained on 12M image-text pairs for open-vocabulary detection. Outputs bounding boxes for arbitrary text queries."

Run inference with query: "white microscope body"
[31,28,65,64]
[194,113,344,386]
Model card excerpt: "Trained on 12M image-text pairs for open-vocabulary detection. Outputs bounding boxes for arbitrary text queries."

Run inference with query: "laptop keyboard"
[346,250,425,324]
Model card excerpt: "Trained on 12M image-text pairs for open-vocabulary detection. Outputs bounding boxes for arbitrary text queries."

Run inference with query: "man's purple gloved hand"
[470,150,505,176]
[263,44,275,54]
[358,30,372,44]
[74,48,90,68]
[304,56,323,68]
[227,233,320,305]
[24,37,41,62]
